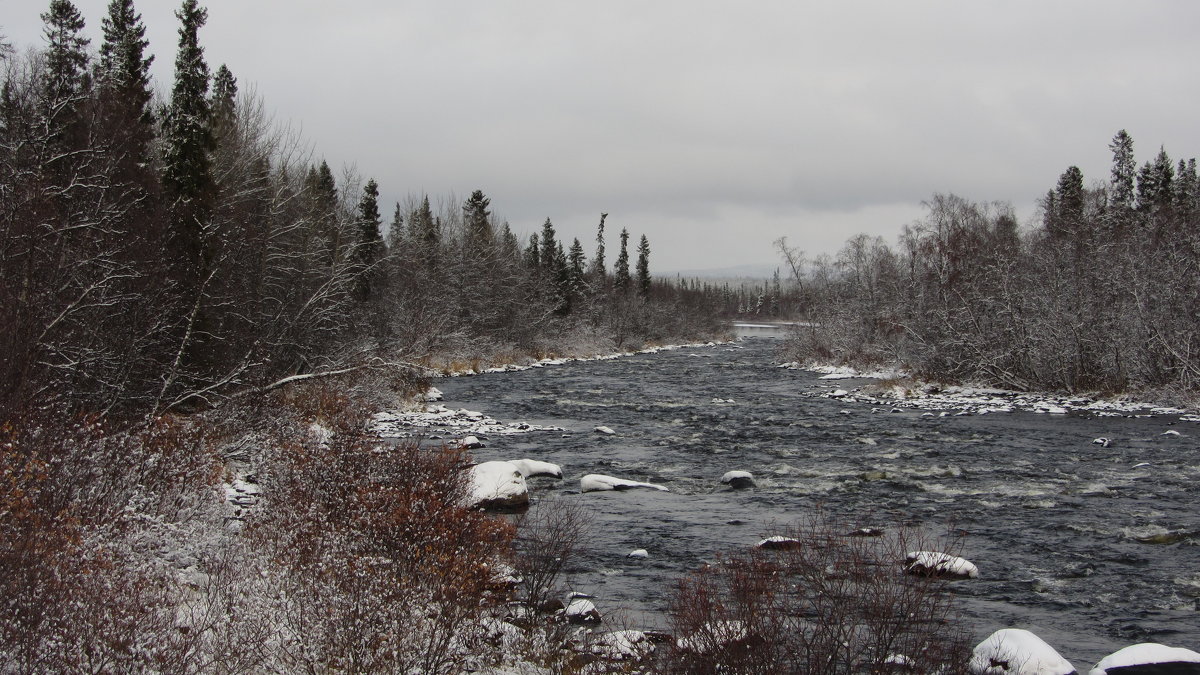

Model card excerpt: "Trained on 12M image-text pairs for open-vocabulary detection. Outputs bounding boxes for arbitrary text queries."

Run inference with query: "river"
[430,325,1200,666]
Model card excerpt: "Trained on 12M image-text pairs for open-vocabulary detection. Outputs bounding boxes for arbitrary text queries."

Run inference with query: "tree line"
[0,0,721,422]
[783,130,1200,397]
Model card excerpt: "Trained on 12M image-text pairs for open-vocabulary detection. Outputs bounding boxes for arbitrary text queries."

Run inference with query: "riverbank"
[782,361,1200,422]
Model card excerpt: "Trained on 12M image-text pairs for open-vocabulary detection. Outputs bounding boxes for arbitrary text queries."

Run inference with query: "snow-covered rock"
[627,548,648,559]
[969,628,1075,675]
[460,435,484,449]
[585,630,655,662]
[757,535,802,550]
[1088,643,1200,674]
[594,425,616,435]
[580,474,668,493]
[468,461,529,511]
[904,551,979,579]
[720,470,755,489]
[422,386,443,402]
[507,458,563,478]
[224,478,261,521]
[564,598,601,624]
[1093,437,1111,447]
[676,620,752,654]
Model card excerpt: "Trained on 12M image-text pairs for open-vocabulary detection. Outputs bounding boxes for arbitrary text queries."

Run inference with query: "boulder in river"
[580,474,668,493]
[564,598,602,624]
[720,470,755,489]
[969,628,1075,675]
[904,551,979,579]
[468,461,529,511]
[627,548,648,559]
[460,435,485,449]
[508,458,563,478]
[1088,643,1200,675]
[594,425,616,435]
[756,536,802,551]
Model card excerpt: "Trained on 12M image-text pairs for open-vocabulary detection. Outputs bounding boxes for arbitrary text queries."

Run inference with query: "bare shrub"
[0,411,226,672]
[668,514,972,674]
[511,498,592,614]
[249,398,515,673]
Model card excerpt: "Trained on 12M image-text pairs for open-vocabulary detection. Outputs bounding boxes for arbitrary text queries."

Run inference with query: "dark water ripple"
[435,330,1200,666]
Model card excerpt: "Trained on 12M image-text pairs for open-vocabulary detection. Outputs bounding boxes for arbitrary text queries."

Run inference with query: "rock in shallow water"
[580,474,668,493]
[969,628,1075,675]
[468,461,529,511]
[1089,643,1200,675]
[720,470,755,489]
[905,551,979,580]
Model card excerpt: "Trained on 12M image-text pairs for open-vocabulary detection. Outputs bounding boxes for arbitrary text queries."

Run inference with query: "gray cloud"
[6,1,1199,271]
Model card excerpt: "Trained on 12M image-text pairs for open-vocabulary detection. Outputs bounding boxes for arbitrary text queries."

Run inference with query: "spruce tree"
[354,178,383,301]
[42,0,90,109]
[387,202,404,250]
[539,218,558,278]
[462,189,492,253]
[636,234,651,297]
[40,0,90,152]
[614,227,631,293]
[525,233,541,271]
[162,0,214,268]
[210,64,236,136]
[568,238,586,293]
[590,213,608,282]
[404,195,438,273]
[97,0,153,125]
[1109,130,1136,212]
[1049,166,1084,240]
[97,0,156,172]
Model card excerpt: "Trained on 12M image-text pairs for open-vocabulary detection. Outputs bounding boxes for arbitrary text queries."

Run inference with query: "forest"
[781,130,1200,402]
[0,0,723,424]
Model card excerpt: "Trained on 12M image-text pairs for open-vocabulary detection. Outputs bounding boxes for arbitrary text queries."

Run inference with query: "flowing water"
[432,325,1200,666]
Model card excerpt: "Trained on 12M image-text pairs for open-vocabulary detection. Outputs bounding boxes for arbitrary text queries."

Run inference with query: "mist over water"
[436,327,1200,666]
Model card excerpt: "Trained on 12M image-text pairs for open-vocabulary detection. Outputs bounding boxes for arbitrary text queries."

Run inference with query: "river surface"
[433,326,1200,666]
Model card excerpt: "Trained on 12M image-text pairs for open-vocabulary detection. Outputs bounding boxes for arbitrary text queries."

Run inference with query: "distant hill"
[661,263,781,280]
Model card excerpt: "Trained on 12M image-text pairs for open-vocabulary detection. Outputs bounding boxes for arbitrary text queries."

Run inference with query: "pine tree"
[614,227,631,293]
[162,0,214,268]
[636,234,651,297]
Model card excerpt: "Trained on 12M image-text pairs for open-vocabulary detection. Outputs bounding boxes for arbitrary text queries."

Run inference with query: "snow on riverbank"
[442,340,731,377]
[785,362,1198,421]
[371,404,565,440]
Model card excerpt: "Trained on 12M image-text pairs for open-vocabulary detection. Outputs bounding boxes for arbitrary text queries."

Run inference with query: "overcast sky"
[6,1,1200,272]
